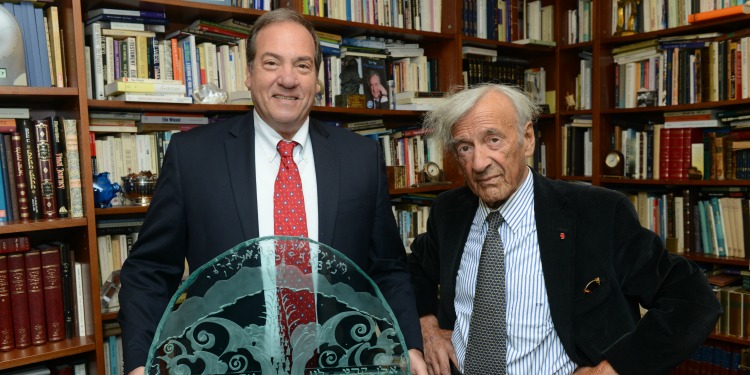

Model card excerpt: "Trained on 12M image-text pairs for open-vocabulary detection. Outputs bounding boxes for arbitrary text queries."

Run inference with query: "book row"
[304,0,442,33]
[674,339,745,375]
[613,31,750,108]
[0,116,83,222]
[0,243,93,353]
[610,0,746,35]
[1,2,66,87]
[462,0,555,44]
[611,124,750,181]
[623,188,749,258]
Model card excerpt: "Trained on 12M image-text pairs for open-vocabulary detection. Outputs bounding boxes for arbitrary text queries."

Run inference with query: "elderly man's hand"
[420,315,458,375]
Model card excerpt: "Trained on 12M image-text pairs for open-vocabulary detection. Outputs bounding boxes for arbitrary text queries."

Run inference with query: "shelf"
[312,106,427,117]
[462,36,557,55]
[600,97,750,114]
[682,253,749,267]
[599,178,750,187]
[95,206,149,216]
[709,333,750,346]
[306,15,454,42]
[599,14,750,46]
[0,87,79,106]
[0,337,96,371]
[101,311,118,321]
[391,182,462,196]
[0,217,88,235]
[560,176,593,182]
[88,100,251,113]
[559,41,595,50]
[81,0,265,22]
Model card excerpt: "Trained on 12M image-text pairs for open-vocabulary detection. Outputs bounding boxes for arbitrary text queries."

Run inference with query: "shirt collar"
[476,167,534,234]
[253,110,310,163]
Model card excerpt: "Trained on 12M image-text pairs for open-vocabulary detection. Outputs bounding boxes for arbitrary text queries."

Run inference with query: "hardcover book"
[39,244,65,342]
[24,249,47,345]
[62,119,83,218]
[7,252,31,348]
[50,117,69,218]
[0,254,14,351]
[34,119,58,219]
[17,120,42,219]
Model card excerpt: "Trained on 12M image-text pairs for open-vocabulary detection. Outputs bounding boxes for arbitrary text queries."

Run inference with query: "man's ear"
[244,66,252,90]
[523,121,536,157]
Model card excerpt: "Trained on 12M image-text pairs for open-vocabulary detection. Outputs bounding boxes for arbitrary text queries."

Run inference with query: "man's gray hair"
[422,84,540,154]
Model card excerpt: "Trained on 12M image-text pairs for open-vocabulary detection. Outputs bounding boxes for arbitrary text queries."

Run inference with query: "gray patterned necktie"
[464,210,506,374]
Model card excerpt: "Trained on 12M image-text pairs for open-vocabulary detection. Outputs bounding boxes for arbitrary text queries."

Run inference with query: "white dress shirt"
[453,168,576,374]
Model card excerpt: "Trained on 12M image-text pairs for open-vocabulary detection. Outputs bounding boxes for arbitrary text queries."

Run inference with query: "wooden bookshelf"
[3,0,747,372]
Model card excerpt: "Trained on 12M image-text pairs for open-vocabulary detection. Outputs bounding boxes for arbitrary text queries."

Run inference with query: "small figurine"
[93,172,121,208]
[565,92,577,111]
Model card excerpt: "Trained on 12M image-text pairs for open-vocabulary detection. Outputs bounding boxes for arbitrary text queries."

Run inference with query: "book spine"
[11,134,28,220]
[55,242,74,338]
[39,245,65,342]
[34,119,58,219]
[17,120,42,219]
[0,136,10,222]
[0,236,30,254]
[63,119,83,218]
[7,252,31,348]
[24,249,47,345]
[3,135,19,221]
[0,255,14,351]
[51,117,69,218]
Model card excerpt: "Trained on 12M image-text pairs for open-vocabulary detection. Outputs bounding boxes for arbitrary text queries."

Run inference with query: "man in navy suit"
[408,84,721,375]
[118,8,426,375]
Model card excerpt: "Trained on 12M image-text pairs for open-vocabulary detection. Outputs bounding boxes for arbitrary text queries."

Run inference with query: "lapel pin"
[560,233,565,240]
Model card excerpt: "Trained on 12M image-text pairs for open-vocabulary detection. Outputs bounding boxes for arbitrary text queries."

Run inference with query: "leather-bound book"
[16,119,42,219]
[39,244,65,341]
[7,252,31,348]
[0,254,14,351]
[24,249,47,345]
[33,119,58,219]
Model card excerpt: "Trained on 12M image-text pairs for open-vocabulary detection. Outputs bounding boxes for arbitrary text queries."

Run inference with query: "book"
[38,244,65,342]
[50,117,69,218]
[0,254,13,351]
[136,123,201,133]
[53,242,74,339]
[110,93,193,104]
[73,262,94,337]
[663,119,722,128]
[17,120,42,219]
[62,119,83,218]
[11,133,29,219]
[688,5,744,23]
[7,252,31,348]
[140,113,209,124]
[0,108,30,119]
[46,6,65,88]
[89,125,139,133]
[104,81,186,96]
[86,8,166,19]
[0,137,10,222]
[24,249,47,345]
[33,120,58,219]
[512,38,557,46]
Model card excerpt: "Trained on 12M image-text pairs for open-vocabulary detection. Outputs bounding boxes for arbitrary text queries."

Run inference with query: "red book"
[10,132,29,219]
[39,244,65,342]
[33,119,58,219]
[0,254,14,351]
[659,128,671,180]
[0,236,31,254]
[7,252,31,348]
[668,128,686,179]
[24,249,47,345]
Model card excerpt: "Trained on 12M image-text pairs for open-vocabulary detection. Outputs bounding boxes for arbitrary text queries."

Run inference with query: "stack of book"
[104,78,190,104]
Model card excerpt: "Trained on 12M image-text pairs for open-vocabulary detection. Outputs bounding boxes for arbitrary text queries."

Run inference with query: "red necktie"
[274,140,316,369]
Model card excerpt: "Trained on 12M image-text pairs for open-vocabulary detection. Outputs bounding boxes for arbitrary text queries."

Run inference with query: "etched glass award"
[145,236,410,374]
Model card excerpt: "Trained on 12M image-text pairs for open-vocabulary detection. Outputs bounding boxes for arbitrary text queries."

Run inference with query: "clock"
[424,162,444,182]
[0,5,28,86]
[603,150,624,177]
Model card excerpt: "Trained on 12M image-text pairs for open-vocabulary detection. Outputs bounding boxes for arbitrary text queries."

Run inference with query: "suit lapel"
[309,120,338,245]
[446,187,479,321]
[226,112,259,240]
[533,173,578,361]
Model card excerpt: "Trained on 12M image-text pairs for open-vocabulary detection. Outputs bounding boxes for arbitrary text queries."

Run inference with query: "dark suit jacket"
[409,171,721,375]
[118,112,420,372]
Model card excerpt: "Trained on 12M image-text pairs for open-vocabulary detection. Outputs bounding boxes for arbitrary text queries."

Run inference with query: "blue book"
[709,197,726,257]
[14,3,37,86]
[33,7,52,87]
[181,39,193,98]
[697,201,710,254]
[23,2,43,86]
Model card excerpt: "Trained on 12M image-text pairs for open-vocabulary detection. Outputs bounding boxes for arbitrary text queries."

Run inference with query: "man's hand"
[128,367,145,375]
[573,360,619,375]
[420,315,458,375]
[409,348,428,374]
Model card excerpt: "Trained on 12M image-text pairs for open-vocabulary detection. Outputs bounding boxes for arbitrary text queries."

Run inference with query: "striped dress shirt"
[452,169,576,374]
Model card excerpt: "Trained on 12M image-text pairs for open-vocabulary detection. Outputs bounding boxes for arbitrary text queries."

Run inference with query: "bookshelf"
[2,0,747,373]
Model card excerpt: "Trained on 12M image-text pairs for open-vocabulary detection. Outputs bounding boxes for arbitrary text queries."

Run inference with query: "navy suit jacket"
[409,171,721,375]
[118,112,420,372]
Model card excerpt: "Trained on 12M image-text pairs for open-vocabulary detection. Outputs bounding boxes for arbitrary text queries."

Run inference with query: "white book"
[104,81,186,96]
[663,119,721,128]
[512,38,556,47]
[461,46,497,57]
[101,28,156,38]
[84,46,93,99]
[675,196,684,253]
[89,125,138,133]
[110,93,193,104]
[0,107,30,118]
[140,114,208,124]
[115,77,182,85]
[85,22,105,100]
